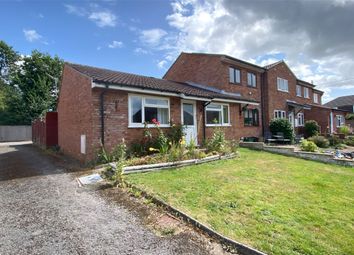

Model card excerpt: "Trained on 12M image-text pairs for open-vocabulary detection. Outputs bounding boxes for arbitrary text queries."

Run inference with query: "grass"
[126,148,354,255]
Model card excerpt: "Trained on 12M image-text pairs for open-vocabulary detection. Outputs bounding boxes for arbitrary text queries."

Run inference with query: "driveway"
[0,143,222,255]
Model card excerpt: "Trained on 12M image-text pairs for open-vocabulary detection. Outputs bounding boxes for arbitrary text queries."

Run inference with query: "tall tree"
[13,50,63,122]
[0,40,19,83]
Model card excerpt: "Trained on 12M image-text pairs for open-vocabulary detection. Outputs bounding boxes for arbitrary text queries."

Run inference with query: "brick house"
[58,63,259,162]
[164,53,341,138]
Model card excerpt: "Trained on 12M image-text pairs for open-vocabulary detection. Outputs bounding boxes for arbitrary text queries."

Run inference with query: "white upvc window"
[313,93,319,103]
[274,110,286,119]
[304,87,309,98]
[247,72,256,87]
[336,115,344,127]
[205,103,230,126]
[229,67,241,84]
[297,113,305,126]
[128,94,170,127]
[296,85,302,97]
[277,77,289,92]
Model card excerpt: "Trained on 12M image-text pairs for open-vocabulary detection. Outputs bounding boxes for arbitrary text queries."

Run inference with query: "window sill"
[296,95,302,97]
[277,89,289,93]
[229,82,241,85]
[247,85,257,89]
[244,125,259,127]
[128,124,170,128]
[206,124,232,127]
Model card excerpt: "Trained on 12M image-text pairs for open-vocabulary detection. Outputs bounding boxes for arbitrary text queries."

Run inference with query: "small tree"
[269,118,295,142]
[304,120,320,138]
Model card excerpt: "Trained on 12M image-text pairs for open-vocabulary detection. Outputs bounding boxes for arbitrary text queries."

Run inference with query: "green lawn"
[126,148,354,255]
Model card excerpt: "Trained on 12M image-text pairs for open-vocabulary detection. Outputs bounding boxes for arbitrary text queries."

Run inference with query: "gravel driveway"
[0,143,222,255]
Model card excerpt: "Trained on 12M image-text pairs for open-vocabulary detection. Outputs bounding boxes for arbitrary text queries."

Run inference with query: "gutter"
[92,82,259,106]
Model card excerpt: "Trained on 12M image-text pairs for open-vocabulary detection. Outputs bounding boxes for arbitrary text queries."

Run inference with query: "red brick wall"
[304,106,331,134]
[263,62,322,132]
[57,65,95,162]
[164,53,261,102]
[164,53,263,139]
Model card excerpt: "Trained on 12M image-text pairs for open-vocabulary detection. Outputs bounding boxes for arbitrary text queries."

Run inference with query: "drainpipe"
[100,85,109,145]
[260,72,267,138]
[202,101,211,141]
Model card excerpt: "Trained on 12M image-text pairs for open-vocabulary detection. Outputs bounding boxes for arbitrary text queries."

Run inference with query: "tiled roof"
[66,63,258,103]
[324,95,354,108]
[263,60,284,69]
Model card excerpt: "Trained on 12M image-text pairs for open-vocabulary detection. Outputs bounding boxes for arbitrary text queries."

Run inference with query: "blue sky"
[1,0,354,103]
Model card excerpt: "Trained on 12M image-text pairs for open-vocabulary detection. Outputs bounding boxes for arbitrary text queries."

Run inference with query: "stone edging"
[108,153,237,174]
[126,183,267,255]
[239,142,354,167]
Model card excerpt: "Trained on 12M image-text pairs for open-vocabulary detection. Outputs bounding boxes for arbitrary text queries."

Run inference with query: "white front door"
[288,112,294,128]
[181,100,197,144]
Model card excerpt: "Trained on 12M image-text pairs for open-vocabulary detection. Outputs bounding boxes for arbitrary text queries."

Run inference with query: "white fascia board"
[212,98,259,106]
[92,82,212,101]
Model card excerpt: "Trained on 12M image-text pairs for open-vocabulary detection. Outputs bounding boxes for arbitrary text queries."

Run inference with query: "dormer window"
[229,67,241,84]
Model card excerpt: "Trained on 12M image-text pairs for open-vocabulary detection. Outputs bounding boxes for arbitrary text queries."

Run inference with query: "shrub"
[344,136,354,146]
[300,139,318,152]
[338,125,350,136]
[127,142,145,157]
[308,135,329,148]
[269,118,295,142]
[304,120,320,138]
[168,123,184,144]
[207,126,227,153]
[346,113,354,120]
[328,135,342,147]
[168,142,185,162]
[97,145,113,163]
[111,139,127,161]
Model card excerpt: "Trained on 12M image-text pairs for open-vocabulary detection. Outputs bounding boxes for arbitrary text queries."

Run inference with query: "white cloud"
[64,4,117,28]
[142,0,354,99]
[134,47,149,55]
[157,60,168,69]
[108,40,123,48]
[140,28,168,46]
[64,4,87,16]
[89,11,116,27]
[23,29,42,42]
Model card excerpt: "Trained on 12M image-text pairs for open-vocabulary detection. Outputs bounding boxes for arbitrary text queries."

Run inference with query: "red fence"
[32,112,58,148]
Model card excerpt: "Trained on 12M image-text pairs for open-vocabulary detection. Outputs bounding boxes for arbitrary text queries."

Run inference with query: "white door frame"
[181,100,197,144]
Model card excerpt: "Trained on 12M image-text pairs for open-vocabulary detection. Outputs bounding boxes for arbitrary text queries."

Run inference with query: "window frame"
[229,67,241,84]
[304,87,310,98]
[274,110,286,119]
[297,113,304,127]
[247,72,257,87]
[296,85,302,97]
[205,103,231,127]
[244,108,259,126]
[336,115,344,127]
[277,77,289,92]
[313,93,318,103]
[128,94,170,128]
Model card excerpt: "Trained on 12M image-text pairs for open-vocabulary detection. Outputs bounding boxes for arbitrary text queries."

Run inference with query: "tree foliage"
[0,40,64,125]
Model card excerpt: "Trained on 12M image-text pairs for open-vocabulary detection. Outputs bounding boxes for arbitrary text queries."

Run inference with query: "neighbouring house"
[58,63,259,162]
[324,95,354,130]
[163,53,327,138]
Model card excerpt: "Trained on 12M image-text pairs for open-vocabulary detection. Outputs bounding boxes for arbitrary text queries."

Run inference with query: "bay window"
[274,110,286,119]
[129,95,170,127]
[206,103,230,126]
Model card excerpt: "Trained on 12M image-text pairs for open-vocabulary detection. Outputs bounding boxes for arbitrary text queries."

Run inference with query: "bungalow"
[57,63,259,162]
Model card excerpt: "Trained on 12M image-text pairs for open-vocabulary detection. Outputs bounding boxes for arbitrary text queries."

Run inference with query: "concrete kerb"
[126,183,267,255]
[106,153,237,174]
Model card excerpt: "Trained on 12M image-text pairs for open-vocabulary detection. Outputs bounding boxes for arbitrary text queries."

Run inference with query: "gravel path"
[0,143,220,255]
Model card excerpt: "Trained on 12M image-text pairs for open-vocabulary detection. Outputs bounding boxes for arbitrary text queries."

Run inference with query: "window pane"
[183,103,194,125]
[207,104,222,110]
[223,105,229,124]
[131,96,142,123]
[145,107,158,123]
[145,107,168,124]
[145,98,168,106]
[235,69,240,83]
[206,110,221,124]
[229,68,235,83]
